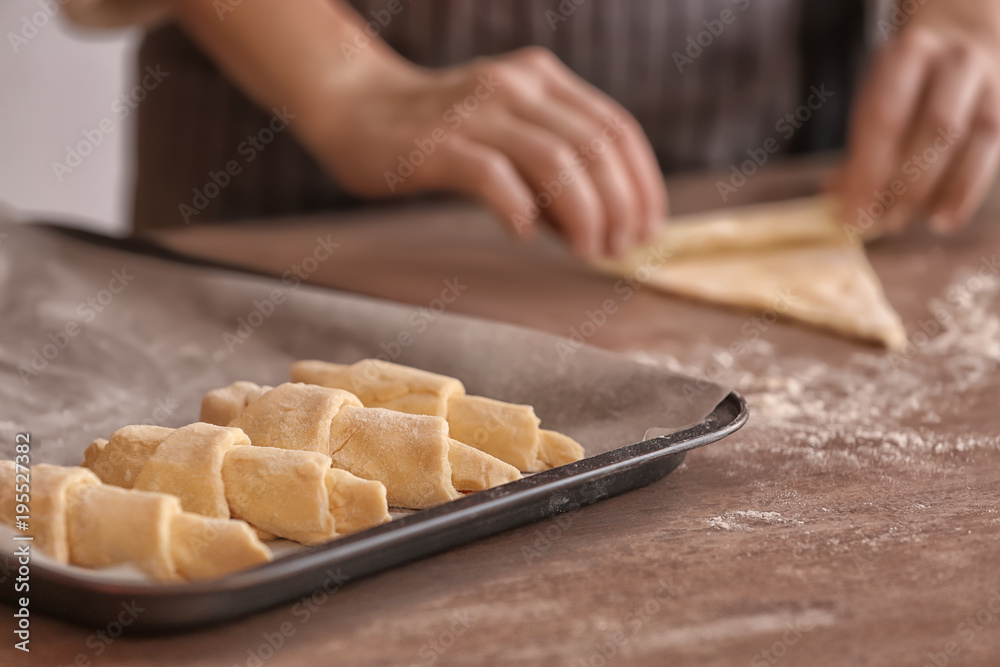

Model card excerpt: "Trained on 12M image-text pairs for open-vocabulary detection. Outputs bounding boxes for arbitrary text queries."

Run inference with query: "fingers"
[431,136,539,241]
[885,48,983,231]
[518,48,667,238]
[925,88,1000,234]
[424,47,667,257]
[507,95,642,255]
[444,47,663,256]
[471,113,606,257]
[840,30,935,226]
[840,27,1000,236]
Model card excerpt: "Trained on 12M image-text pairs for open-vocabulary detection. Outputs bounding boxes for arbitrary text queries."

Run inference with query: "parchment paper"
[0,220,729,582]
[0,221,728,462]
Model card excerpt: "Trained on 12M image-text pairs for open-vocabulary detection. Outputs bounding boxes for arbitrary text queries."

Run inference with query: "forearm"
[161,1,665,256]
[164,0,415,132]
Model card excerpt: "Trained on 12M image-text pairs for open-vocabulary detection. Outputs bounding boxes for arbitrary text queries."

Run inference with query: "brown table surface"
[8,158,1000,666]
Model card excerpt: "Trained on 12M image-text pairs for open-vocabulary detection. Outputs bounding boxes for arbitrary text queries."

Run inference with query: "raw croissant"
[83,422,390,544]
[200,382,522,509]
[0,461,271,582]
[290,359,585,472]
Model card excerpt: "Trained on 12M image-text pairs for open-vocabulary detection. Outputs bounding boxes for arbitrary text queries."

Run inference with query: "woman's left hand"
[835,0,1000,235]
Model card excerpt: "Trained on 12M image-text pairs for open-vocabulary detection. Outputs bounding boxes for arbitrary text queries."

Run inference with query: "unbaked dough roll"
[226,450,389,539]
[83,424,174,488]
[448,440,523,492]
[328,405,461,507]
[169,512,272,581]
[68,484,183,581]
[228,382,362,454]
[202,382,522,509]
[446,395,544,472]
[69,487,270,582]
[135,422,248,519]
[291,359,463,417]
[538,430,586,470]
[200,380,273,428]
[290,359,585,472]
[84,422,390,541]
[0,462,100,564]
[222,448,391,542]
[447,396,584,471]
[222,446,336,545]
[325,468,392,534]
[0,462,272,582]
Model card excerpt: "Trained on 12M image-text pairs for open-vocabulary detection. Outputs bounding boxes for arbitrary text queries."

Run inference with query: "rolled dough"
[594,196,906,349]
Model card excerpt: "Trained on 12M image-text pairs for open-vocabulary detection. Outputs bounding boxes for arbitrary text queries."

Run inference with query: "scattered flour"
[631,270,1000,464]
[705,510,788,531]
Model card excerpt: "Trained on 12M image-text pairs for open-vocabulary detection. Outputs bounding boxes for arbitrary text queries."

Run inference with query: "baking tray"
[1,390,745,634]
[0,222,747,633]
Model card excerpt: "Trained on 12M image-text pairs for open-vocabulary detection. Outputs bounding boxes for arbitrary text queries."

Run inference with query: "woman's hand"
[300,47,667,258]
[836,0,1000,236]
[172,0,664,256]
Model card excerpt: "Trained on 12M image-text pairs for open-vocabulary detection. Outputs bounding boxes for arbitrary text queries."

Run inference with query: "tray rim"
[1,391,747,632]
[1,223,749,631]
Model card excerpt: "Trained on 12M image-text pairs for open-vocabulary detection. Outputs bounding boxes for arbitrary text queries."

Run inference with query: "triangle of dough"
[595,197,906,349]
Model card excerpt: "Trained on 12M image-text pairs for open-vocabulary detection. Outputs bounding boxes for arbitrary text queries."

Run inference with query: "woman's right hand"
[298,46,667,258]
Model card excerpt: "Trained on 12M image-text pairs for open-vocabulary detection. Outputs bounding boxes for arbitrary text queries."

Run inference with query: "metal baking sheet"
[0,221,746,633]
[3,391,746,633]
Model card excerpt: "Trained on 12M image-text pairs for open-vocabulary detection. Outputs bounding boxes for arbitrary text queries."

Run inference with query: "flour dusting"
[705,510,789,531]
[630,270,1000,465]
